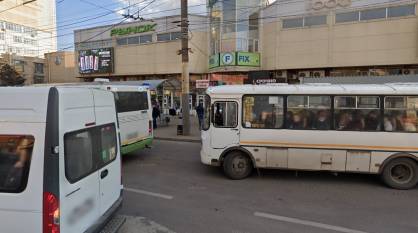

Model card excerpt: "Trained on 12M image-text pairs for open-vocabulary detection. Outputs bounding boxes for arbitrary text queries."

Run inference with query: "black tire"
[223,151,253,180]
[381,158,418,190]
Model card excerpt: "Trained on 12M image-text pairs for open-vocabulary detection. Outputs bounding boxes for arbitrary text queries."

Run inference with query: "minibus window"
[0,135,34,193]
[202,95,211,130]
[287,96,331,130]
[213,102,238,128]
[65,131,94,183]
[100,125,117,165]
[243,95,284,129]
[114,92,149,113]
[384,96,418,132]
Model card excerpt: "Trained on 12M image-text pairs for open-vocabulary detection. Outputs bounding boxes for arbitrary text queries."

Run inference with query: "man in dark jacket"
[152,104,161,129]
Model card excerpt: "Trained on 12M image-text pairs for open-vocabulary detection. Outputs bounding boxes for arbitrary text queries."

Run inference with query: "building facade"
[44,51,77,83]
[0,53,45,84]
[0,0,57,57]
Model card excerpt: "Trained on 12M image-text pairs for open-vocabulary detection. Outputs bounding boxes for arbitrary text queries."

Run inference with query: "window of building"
[360,8,387,21]
[388,4,415,18]
[13,36,23,43]
[140,34,152,43]
[0,135,34,193]
[14,60,24,73]
[34,63,43,74]
[64,124,117,183]
[157,33,171,42]
[0,33,4,40]
[304,15,327,27]
[117,38,127,46]
[287,96,331,130]
[33,75,44,84]
[171,31,182,40]
[127,36,139,45]
[243,95,284,129]
[384,96,418,132]
[213,102,238,128]
[282,17,303,29]
[114,92,149,113]
[334,96,381,131]
[336,11,360,23]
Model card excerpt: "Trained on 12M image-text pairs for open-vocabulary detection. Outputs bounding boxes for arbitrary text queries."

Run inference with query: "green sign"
[209,54,220,69]
[110,24,157,37]
[220,52,236,66]
[237,52,260,67]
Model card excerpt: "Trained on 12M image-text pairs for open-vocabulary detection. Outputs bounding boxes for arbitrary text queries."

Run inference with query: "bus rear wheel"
[223,151,253,180]
[381,158,418,190]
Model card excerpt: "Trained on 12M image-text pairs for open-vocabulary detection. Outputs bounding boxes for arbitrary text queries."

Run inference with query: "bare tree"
[0,64,26,86]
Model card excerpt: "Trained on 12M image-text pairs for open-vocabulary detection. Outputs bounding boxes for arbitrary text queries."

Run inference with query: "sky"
[56,0,207,50]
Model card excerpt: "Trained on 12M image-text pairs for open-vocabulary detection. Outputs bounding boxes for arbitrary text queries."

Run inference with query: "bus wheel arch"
[221,147,254,180]
[380,153,418,190]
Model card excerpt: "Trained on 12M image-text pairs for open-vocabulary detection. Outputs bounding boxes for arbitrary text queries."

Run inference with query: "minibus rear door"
[211,100,240,149]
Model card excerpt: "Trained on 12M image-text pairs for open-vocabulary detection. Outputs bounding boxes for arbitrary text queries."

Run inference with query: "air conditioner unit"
[402,69,416,75]
[298,71,311,78]
[275,70,287,78]
[312,70,325,77]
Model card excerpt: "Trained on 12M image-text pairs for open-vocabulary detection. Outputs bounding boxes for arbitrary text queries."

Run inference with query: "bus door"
[211,100,239,149]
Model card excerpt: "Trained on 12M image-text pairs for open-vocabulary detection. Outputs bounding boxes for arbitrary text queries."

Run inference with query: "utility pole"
[180,0,190,135]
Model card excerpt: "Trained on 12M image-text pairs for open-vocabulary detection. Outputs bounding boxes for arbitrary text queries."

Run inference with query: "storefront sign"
[209,54,220,69]
[110,24,157,37]
[196,80,210,89]
[79,48,113,74]
[220,52,236,66]
[309,0,351,10]
[237,52,260,67]
[246,71,280,85]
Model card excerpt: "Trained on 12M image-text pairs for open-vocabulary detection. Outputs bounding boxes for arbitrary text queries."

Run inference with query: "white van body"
[0,86,123,233]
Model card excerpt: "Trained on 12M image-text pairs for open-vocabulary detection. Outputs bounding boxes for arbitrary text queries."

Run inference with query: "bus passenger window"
[335,96,380,131]
[243,95,284,129]
[287,95,331,130]
[384,96,418,132]
[213,102,237,128]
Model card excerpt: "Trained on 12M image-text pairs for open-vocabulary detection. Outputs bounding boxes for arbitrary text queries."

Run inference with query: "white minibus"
[0,86,123,233]
[201,83,418,189]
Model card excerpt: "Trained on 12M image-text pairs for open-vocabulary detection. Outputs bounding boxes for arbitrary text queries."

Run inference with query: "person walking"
[152,103,161,129]
[196,102,204,130]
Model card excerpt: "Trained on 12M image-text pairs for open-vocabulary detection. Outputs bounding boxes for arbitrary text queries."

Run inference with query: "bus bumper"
[200,149,220,166]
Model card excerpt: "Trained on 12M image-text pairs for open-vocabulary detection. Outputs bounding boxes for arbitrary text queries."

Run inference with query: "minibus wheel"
[381,158,418,190]
[223,151,253,180]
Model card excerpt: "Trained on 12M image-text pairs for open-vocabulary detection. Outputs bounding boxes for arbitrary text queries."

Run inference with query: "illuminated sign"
[220,52,235,66]
[79,48,113,74]
[309,0,351,10]
[237,52,260,67]
[110,24,157,37]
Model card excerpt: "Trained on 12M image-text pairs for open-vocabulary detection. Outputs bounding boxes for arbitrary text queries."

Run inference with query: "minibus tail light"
[43,192,60,233]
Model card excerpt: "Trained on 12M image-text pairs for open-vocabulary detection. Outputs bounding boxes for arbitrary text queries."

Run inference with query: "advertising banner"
[237,52,260,67]
[209,54,220,69]
[110,24,157,37]
[79,48,113,74]
[220,52,236,66]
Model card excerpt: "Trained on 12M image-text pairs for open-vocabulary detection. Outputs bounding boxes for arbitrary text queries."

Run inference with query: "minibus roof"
[206,83,418,96]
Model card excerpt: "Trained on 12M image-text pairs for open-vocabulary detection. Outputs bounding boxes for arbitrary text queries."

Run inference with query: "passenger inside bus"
[313,110,330,130]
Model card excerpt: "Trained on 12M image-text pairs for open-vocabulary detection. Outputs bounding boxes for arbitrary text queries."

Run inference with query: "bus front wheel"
[381,158,418,190]
[223,151,253,180]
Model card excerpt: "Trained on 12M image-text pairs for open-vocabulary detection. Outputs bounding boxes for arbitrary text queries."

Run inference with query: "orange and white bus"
[201,83,418,189]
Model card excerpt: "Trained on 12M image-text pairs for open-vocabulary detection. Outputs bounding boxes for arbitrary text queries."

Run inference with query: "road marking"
[124,187,174,200]
[254,212,368,233]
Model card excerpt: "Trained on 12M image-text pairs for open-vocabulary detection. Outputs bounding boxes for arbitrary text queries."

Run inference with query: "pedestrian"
[152,103,160,129]
[196,102,204,129]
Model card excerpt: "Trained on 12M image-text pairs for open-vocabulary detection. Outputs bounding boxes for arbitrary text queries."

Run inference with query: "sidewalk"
[153,115,201,143]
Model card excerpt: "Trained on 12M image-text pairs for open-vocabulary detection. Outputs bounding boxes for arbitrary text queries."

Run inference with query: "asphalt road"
[119,140,418,233]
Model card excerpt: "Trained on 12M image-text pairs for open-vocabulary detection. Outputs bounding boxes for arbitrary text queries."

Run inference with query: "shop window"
[282,17,303,28]
[34,63,43,74]
[117,38,127,46]
[140,34,152,43]
[336,11,360,23]
[34,75,44,84]
[360,8,386,21]
[384,96,418,132]
[171,32,182,40]
[157,33,171,42]
[127,36,139,45]
[287,96,331,130]
[243,95,284,129]
[335,96,381,131]
[304,15,327,27]
[388,4,415,18]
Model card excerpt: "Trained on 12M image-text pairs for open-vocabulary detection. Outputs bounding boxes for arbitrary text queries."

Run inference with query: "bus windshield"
[203,95,211,130]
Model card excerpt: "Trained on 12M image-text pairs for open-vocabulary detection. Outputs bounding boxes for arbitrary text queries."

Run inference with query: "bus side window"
[213,102,237,128]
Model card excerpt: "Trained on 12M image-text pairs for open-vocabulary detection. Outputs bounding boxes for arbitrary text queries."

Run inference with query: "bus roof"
[206,83,418,96]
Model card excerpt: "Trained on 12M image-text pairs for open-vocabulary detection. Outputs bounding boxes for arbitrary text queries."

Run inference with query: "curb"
[154,137,201,143]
